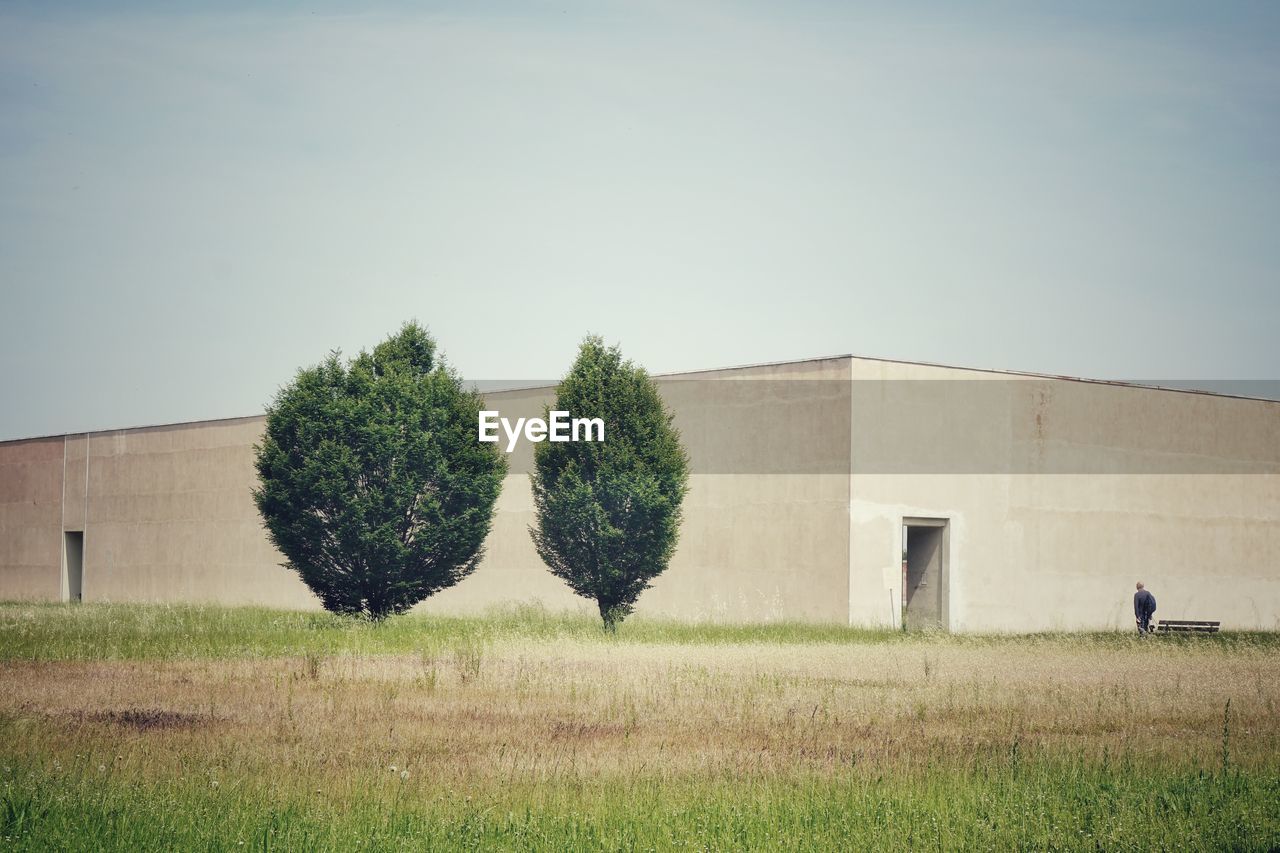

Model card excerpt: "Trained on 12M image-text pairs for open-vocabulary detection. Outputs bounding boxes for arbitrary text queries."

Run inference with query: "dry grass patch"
[2,636,1276,792]
[1,609,1278,849]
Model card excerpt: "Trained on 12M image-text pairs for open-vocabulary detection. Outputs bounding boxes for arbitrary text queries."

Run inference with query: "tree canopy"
[530,337,689,629]
[253,323,505,619]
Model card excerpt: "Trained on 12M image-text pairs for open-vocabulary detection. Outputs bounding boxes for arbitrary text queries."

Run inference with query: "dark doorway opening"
[64,531,83,603]
[903,518,948,630]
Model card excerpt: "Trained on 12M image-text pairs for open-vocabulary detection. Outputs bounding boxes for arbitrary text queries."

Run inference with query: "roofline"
[637,352,1280,405]
[423,353,1280,408]
[842,354,1280,405]
[473,353,858,394]
[2,353,1276,445]
[0,414,267,446]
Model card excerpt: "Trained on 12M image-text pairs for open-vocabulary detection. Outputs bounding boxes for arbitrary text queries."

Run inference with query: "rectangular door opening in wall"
[902,518,948,631]
[64,531,83,603]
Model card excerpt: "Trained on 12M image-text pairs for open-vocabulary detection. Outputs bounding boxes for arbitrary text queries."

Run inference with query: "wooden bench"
[1156,619,1220,633]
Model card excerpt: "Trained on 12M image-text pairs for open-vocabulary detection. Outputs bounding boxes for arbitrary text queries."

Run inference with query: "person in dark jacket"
[1134,582,1157,634]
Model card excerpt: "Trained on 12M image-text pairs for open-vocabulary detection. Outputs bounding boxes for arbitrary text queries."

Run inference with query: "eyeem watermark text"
[479,411,605,452]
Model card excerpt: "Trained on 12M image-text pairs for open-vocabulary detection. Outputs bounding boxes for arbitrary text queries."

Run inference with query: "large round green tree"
[530,337,689,629]
[253,323,505,619]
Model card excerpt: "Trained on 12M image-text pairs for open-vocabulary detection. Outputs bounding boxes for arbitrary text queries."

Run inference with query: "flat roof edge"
[0,414,268,446]
[847,355,1280,405]
[2,354,1276,445]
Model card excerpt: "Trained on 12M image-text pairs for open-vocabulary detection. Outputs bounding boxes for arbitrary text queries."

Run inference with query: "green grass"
[0,602,897,660]
[2,601,1276,661]
[3,757,1276,851]
[2,602,1278,850]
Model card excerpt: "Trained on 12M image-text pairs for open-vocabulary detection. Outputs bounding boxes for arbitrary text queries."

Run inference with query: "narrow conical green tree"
[530,337,689,630]
[253,322,505,619]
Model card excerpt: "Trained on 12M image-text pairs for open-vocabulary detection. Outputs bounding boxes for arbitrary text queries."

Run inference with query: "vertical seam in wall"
[83,432,89,597]
[845,356,854,627]
[60,435,66,601]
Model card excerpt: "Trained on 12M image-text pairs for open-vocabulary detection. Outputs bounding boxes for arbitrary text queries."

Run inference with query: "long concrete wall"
[74,418,312,607]
[424,356,853,622]
[0,418,314,607]
[0,437,64,600]
[847,359,1280,631]
[1,356,1277,630]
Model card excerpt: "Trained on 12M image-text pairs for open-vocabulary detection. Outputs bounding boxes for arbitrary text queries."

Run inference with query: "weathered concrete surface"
[75,418,314,607]
[1,356,1277,630]
[424,356,853,622]
[847,359,1280,631]
[1,419,314,608]
[0,437,63,600]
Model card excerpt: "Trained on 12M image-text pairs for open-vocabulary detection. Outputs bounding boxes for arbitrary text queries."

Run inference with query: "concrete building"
[2,356,1278,631]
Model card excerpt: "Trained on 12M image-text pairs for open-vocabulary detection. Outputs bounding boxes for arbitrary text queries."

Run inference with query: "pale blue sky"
[2,2,1278,439]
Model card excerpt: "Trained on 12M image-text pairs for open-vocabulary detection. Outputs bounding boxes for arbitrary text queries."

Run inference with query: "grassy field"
[1,603,1278,850]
